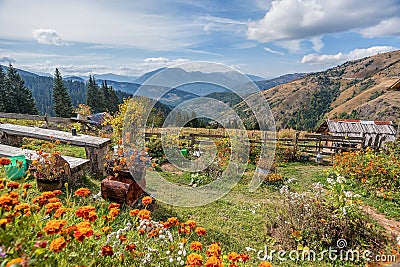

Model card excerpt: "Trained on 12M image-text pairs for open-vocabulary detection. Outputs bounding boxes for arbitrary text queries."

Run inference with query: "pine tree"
[6,64,38,114]
[86,76,101,113]
[100,81,119,114]
[53,68,73,117]
[0,66,6,112]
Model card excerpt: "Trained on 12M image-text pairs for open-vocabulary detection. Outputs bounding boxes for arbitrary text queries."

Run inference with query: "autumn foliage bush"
[333,147,400,203]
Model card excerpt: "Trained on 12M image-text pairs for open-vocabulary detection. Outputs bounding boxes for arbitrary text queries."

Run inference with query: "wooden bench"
[0,123,111,176]
[0,144,90,183]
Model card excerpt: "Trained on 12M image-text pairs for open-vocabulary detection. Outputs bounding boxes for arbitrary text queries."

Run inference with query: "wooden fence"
[144,131,370,158]
[0,112,71,126]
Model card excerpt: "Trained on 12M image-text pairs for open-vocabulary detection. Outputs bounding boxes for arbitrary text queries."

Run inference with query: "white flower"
[327,178,335,185]
[344,191,353,198]
[286,178,296,184]
[180,260,185,265]
[336,176,346,184]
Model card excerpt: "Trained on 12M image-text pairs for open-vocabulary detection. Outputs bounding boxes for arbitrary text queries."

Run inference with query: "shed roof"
[389,79,400,91]
[317,119,396,135]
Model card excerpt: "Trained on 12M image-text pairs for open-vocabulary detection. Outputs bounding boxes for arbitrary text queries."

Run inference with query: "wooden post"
[372,134,381,150]
[294,132,299,154]
[85,145,108,177]
[190,133,195,150]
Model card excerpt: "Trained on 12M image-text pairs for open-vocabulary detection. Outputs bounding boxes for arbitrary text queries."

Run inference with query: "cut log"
[101,176,146,206]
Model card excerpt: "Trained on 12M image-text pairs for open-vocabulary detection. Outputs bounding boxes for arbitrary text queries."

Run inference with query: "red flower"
[101,245,114,257]
[0,158,11,165]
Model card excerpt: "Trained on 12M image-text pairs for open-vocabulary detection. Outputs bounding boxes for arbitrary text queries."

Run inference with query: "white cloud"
[143,57,189,66]
[301,46,397,65]
[361,17,400,38]
[32,29,67,46]
[310,36,324,52]
[264,47,284,55]
[247,0,400,46]
[0,56,17,63]
[196,15,247,34]
[144,57,170,64]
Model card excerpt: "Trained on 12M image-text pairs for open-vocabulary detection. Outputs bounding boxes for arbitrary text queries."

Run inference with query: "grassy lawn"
[150,162,339,266]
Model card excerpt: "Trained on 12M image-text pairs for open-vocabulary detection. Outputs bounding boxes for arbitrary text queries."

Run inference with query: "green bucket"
[5,155,27,180]
[180,149,188,156]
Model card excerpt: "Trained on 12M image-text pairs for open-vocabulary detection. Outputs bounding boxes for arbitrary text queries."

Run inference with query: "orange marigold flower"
[50,236,67,253]
[76,206,96,219]
[45,202,62,214]
[119,235,127,242]
[101,245,114,257]
[130,209,139,216]
[107,208,120,221]
[163,217,179,228]
[239,253,250,262]
[142,196,153,205]
[186,252,203,266]
[126,243,137,252]
[205,255,223,267]
[259,262,273,267]
[108,203,121,210]
[5,258,23,267]
[75,188,91,197]
[47,197,61,203]
[43,219,67,235]
[185,220,197,230]
[138,209,151,220]
[62,225,78,237]
[195,227,206,236]
[227,252,240,262]
[54,208,69,218]
[74,221,93,242]
[32,196,46,206]
[41,191,56,200]
[101,226,112,234]
[190,241,203,251]
[179,225,191,234]
[6,181,20,189]
[53,190,62,196]
[22,184,32,190]
[206,243,222,257]
[0,218,11,229]
[14,203,30,212]
[0,184,4,190]
[0,158,11,166]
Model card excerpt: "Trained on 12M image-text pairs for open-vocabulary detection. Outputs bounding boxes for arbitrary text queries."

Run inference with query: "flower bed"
[0,178,271,266]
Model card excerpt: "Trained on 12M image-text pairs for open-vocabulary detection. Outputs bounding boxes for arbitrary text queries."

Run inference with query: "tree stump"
[101,175,146,206]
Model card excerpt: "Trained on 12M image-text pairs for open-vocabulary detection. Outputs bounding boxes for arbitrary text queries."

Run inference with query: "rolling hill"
[234,50,400,130]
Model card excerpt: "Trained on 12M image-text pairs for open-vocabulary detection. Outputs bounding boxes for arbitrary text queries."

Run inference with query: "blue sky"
[0,0,399,78]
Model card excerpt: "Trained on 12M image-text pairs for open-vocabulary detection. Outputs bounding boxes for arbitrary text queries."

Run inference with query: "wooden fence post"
[294,132,299,154]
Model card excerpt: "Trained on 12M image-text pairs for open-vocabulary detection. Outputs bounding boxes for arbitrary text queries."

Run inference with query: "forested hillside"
[234,50,400,131]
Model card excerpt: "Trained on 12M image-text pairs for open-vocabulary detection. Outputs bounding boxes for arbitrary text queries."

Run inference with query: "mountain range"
[4,50,398,131]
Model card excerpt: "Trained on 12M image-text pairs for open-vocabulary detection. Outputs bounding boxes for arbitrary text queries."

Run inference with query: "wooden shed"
[317,119,397,148]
